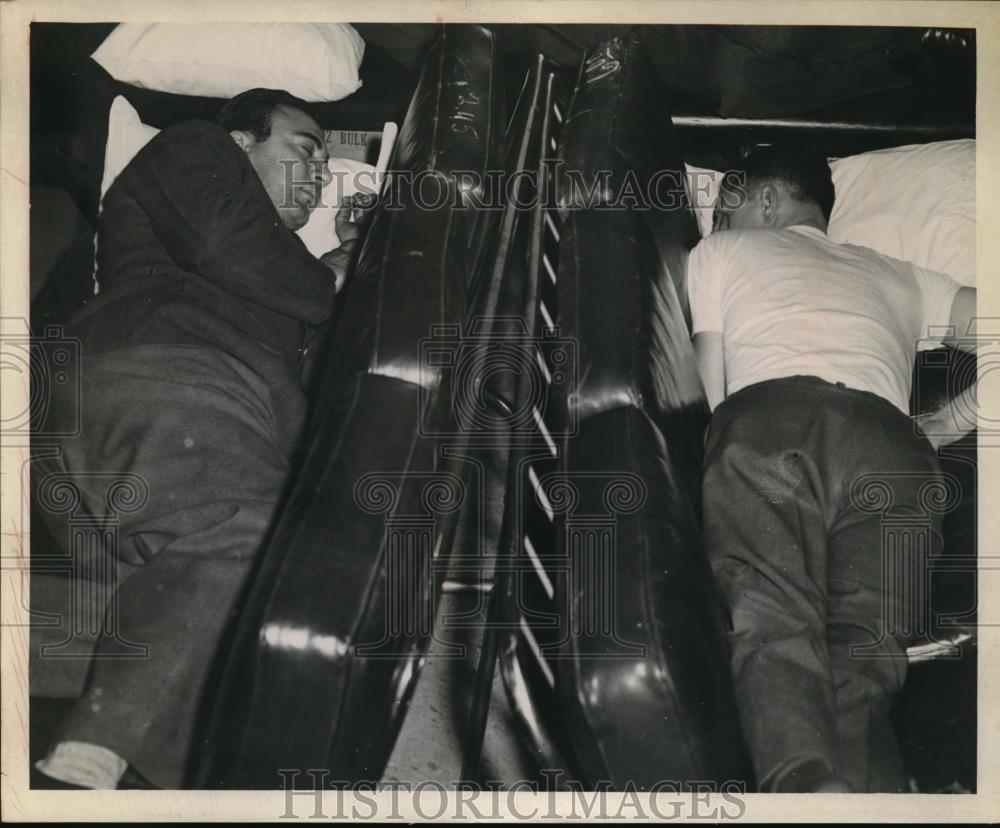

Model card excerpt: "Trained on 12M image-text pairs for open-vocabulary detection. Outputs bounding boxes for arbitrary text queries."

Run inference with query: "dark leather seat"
[196,24,507,788]
[556,32,701,325]
[550,33,752,789]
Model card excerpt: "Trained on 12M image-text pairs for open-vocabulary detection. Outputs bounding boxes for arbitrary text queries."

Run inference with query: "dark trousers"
[32,345,303,788]
[703,376,943,792]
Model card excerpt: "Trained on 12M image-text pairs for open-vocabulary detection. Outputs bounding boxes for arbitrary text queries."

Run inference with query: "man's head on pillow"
[713,146,836,234]
[216,88,332,231]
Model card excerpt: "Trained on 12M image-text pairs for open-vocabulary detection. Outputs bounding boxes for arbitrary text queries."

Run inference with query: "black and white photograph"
[1,1,996,821]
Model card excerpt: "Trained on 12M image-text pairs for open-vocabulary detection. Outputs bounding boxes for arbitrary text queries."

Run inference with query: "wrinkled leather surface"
[556,32,701,322]
[196,25,505,788]
[553,34,751,788]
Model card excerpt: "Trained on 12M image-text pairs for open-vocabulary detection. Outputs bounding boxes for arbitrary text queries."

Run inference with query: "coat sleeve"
[115,120,336,324]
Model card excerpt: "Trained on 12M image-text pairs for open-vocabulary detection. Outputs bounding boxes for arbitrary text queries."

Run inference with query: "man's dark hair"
[738,145,836,221]
[215,88,315,142]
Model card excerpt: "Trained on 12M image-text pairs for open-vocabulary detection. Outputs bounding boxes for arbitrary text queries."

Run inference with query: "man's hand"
[319,196,371,294]
[913,385,978,450]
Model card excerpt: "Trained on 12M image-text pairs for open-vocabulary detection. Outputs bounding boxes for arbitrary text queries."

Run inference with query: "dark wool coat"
[32,119,336,788]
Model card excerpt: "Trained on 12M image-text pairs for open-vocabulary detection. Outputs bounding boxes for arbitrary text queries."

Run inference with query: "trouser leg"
[702,378,942,792]
[826,445,944,793]
[35,348,301,788]
[52,546,264,787]
[703,395,842,791]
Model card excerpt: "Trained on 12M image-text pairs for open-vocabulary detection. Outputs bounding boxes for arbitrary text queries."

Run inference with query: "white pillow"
[92,23,364,102]
[684,141,975,286]
[99,96,378,258]
[684,163,724,239]
[100,95,158,201]
[828,140,975,286]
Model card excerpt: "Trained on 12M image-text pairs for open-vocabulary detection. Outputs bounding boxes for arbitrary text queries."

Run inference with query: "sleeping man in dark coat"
[33,88,361,789]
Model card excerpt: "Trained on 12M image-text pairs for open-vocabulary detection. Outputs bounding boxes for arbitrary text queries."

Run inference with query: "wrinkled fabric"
[33,120,336,787]
[703,376,943,792]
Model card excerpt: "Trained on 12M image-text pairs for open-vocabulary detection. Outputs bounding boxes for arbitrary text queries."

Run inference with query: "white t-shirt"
[687,225,962,413]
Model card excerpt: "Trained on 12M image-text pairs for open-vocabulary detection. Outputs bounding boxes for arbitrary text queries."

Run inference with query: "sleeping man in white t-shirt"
[686,146,976,794]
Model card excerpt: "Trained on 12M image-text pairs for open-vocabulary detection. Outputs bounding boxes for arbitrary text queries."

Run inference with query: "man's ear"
[230,130,254,153]
[759,183,778,226]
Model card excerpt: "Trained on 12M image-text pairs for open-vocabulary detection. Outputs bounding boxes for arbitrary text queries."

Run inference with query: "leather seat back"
[549,32,752,789]
[557,32,701,323]
[196,25,507,787]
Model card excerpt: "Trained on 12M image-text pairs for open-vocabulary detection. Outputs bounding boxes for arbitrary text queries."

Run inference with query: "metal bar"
[672,115,973,136]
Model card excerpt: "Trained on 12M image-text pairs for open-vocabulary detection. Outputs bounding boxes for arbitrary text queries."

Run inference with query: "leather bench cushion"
[558,207,707,431]
[556,405,749,786]
[208,374,460,782]
[197,25,506,787]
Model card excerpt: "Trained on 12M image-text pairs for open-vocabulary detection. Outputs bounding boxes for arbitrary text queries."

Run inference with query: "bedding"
[684,163,722,239]
[91,23,365,102]
[100,96,388,258]
[827,140,975,287]
[684,139,975,285]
